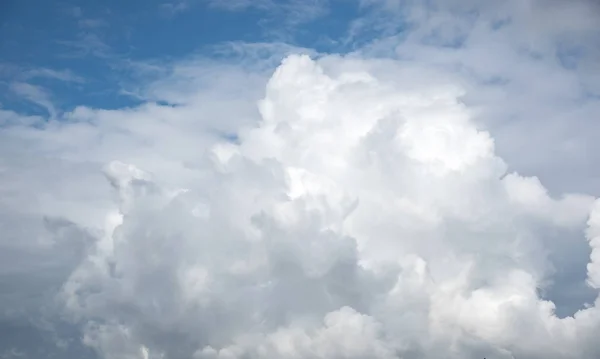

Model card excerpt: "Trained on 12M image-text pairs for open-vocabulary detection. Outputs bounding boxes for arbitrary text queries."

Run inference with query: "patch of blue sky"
[1,0,294,113]
[0,0,393,116]
[1,0,418,120]
[288,0,364,53]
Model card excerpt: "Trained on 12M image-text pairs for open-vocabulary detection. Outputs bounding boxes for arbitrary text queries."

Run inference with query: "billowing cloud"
[2,53,596,358]
[355,0,600,196]
[1,1,600,359]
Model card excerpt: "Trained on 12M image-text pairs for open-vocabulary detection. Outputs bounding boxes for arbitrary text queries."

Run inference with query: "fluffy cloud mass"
[1,53,597,359]
[2,1,600,359]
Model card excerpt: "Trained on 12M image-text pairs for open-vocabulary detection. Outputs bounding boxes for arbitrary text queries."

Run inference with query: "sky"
[1,0,600,358]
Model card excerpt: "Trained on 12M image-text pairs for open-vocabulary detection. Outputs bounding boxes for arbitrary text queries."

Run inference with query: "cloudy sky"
[1,0,600,358]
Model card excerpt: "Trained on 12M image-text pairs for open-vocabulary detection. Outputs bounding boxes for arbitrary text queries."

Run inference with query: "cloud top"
[42,54,600,359]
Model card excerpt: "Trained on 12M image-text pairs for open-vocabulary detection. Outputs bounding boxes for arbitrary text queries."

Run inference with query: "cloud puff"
[18,54,594,359]
[353,0,600,196]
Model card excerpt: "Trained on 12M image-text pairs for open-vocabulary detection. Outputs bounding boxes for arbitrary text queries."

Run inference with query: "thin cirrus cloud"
[1,1,600,359]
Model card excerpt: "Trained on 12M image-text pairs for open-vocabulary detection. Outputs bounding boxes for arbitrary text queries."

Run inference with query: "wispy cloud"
[77,18,108,29]
[9,82,57,118]
[160,1,190,16]
[56,33,113,59]
[0,64,85,110]
[56,5,112,59]
[168,0,330,31]
[64,6,83,19]
[22,68,85,84]
[235,0,329,23]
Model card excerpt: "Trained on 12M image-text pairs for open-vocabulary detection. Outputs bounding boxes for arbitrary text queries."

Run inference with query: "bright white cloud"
[2,53,596,358]
[354,0,600,196]
[2,1,600,359]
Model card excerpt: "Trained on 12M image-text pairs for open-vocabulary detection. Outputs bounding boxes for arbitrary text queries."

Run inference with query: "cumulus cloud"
[354,0,600,195]
[2,53,597,358]
[2,1,600,359]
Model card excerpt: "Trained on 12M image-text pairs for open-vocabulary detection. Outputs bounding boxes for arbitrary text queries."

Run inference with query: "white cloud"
[159,0,330,30]
[23,68,86,84]
[194,307,397,359]
[9,82,57,118]
[351,0,600,196]
[2,1,600,359]
[160,1,190,16]
[2,52,597,358]
[57,33,112,59]
[77,18,109,29]
[206,0,330,33]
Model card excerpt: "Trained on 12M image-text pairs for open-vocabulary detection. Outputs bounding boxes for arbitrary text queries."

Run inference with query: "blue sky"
[1,0,366,112]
